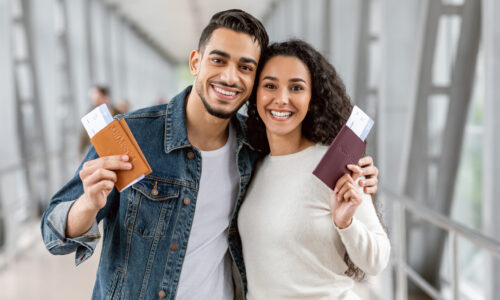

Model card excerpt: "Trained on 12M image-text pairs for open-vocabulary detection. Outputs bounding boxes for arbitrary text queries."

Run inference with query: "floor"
[0,221,100,300]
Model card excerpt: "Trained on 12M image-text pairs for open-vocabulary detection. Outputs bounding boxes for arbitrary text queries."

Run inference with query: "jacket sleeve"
[40,145,118,266]
[334,187,391,276]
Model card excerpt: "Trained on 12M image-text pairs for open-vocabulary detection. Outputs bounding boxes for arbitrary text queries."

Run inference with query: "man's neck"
[185,91,231,151]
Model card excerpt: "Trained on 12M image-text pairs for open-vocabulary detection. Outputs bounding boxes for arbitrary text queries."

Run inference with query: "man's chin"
[201,97,241,119]
[205,106,238,119]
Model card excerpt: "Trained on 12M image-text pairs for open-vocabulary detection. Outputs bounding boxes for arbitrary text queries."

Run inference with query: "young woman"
[238,40,390,299]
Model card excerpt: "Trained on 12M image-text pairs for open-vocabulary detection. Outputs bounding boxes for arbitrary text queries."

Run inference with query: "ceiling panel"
[106,0,274,63]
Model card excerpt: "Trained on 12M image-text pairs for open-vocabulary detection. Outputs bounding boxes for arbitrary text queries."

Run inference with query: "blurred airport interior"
[0,0,499,299]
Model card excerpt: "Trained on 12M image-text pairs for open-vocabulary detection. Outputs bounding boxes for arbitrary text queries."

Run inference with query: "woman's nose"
[274,88,290,105]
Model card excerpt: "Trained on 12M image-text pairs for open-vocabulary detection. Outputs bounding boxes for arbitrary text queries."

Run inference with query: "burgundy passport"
[312,125,366,189]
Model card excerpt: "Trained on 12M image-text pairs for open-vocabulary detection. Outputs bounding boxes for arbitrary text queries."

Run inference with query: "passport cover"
[90,119,152,192]
[312,125,366,190]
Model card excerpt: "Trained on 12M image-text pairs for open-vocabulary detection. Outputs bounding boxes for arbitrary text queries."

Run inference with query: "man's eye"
[240,65,252,71]
[212,58,222,63]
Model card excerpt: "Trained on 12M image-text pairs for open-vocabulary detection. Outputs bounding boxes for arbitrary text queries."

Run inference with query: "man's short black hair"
[198,9,269,55]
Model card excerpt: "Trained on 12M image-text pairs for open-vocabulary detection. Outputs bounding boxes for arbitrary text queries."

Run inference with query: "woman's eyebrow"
[262,76,278,81]
[289,78,306,83]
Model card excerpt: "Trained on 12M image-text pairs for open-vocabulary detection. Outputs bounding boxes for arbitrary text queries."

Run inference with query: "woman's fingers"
[334,173,355,193]
[337,182,355,202]
[359,176,378,189]
[358,156,373,167]
[346,164,363,181]
[360,165,379,178]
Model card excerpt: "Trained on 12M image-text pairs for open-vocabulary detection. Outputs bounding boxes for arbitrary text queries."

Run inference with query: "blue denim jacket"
[41,86,259,299]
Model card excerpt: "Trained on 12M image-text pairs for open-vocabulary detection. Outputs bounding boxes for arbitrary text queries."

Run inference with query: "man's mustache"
[209,80,244,92]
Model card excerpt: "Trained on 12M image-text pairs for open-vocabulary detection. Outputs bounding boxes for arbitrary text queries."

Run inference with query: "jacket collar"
[164,85,254,154]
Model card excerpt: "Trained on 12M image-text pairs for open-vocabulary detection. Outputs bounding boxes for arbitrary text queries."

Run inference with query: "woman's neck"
[267,130,315,156]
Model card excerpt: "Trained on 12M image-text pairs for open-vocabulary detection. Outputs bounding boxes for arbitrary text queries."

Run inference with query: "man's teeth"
[214,86,237,96]
[270,110,292,119]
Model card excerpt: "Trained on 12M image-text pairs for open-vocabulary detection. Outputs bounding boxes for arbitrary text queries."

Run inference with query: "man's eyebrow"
[209,50,230,58]
[240,57,257,66]
[208,50,257,67]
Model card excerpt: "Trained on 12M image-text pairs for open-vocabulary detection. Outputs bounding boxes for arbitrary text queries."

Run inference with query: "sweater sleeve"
[334,190,391,276]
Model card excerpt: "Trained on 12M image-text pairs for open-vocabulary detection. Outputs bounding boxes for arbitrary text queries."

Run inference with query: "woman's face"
[256,55,312,139]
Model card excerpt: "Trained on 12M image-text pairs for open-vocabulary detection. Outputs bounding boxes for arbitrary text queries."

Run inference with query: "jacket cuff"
[45,200,101,266]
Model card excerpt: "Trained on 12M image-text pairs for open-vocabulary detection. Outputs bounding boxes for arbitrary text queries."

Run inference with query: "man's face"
[190,28,261,119]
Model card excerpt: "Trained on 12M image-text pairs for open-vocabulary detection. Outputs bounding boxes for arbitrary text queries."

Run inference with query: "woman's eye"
[291,85,304,91]
[264,83,276,89]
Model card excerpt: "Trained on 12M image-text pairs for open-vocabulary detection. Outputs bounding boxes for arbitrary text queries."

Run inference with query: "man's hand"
[66,155,131,238]
[346,156,378,194]
[78,155,132,212]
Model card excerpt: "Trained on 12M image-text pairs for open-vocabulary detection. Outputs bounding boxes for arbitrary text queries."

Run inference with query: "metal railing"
[381,188,500,300]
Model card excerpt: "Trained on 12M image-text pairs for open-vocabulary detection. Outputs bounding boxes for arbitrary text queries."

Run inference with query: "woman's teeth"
[214,86,236,96]
[270,110,292,119]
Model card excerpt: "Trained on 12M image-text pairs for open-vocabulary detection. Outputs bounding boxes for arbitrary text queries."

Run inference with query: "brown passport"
[90,119,152,192]
[312,125,366,190]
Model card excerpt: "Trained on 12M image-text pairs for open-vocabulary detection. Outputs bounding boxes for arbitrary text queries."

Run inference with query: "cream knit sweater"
[238,144,390,300]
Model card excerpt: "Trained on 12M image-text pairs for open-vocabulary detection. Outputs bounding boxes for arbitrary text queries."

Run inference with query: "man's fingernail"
[334,188,338,193]
[126,163,132,169]
[360,180,364,186]
[122,155,129,160]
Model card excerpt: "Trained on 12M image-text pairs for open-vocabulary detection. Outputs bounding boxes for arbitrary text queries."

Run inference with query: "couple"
[41,9,389,300]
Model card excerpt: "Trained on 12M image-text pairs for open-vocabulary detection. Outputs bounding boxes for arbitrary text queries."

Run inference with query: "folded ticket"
[312,105,374,189]
[81,104,114,138]
[81,105,152,191]
[346,105,374,142]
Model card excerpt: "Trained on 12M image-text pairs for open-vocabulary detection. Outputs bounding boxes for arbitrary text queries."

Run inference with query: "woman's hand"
[347,156,379,194]
[330,170,363,229]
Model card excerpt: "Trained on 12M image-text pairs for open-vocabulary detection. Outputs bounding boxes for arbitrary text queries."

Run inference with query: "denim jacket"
[40,86,259,299]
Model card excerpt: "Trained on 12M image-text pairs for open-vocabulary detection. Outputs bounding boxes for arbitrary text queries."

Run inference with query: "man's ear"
[189,50,201,76]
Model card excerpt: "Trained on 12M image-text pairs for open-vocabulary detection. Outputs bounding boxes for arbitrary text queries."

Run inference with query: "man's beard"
[195,80,245,119]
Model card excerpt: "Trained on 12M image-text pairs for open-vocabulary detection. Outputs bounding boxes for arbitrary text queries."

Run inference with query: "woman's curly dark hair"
[246,39,371,281]
[246,39,353,154]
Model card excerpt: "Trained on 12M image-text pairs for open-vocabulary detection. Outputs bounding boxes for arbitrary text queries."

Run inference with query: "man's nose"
[220,65,239,86]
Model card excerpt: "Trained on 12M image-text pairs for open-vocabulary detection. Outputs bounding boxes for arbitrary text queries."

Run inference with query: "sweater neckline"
[267,143,320,162]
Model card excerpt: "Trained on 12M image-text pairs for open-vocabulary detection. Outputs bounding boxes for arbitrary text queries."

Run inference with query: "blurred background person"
[79,85,118,156]
[115,99,130,115]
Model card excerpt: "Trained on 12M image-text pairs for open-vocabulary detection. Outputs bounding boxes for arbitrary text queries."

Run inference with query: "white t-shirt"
[176,125,239,300]
[238,144,390,300]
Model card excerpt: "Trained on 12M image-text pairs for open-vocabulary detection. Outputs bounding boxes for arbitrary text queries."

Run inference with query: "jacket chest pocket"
[126,178,179,237]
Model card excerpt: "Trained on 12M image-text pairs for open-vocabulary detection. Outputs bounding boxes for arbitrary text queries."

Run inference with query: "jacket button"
[187,151,195,159]
[151,188,159,196]
[158,290,166,298]
[170,243,179,250]
[183,197,190,205]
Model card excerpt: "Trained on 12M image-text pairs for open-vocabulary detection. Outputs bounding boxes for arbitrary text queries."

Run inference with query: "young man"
[41,9,379,300]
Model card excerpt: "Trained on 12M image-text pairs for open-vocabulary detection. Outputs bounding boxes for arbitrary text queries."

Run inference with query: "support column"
[483,0,500,298]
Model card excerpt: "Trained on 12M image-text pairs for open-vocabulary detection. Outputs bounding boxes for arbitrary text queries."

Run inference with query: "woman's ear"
[189,50,201,76]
